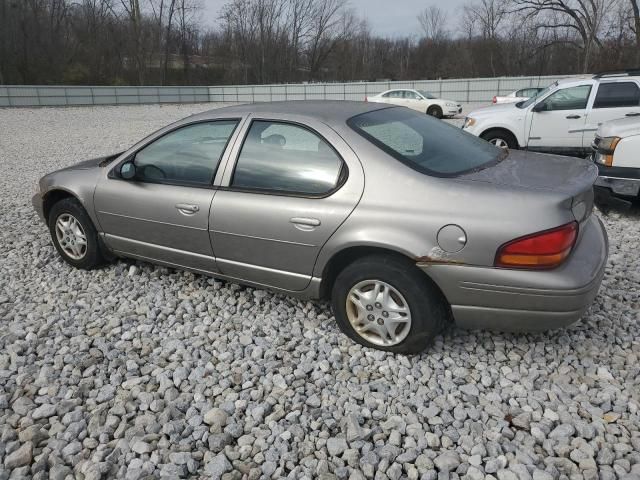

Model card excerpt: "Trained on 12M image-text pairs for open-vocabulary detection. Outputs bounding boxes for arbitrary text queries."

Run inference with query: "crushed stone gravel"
[0,104,639,480]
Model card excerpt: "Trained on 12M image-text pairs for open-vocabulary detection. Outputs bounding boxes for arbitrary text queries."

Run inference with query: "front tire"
[331,255,448,354]
[481,130,518,149]
[48,198,104,270]
[427,105,443,119]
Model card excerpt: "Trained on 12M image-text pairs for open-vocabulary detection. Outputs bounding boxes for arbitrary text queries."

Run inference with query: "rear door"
[526,84,592,152]
[209,116,364,291]
[582,81,640,148]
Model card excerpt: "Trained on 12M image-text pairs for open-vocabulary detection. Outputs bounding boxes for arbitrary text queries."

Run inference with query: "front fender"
[39,169,101,228]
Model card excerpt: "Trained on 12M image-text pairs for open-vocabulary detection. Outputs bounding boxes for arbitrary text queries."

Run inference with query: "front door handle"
[626,112,640,117]
[175,203,200,214]
[566,115,581,119]
[290,217,321,227]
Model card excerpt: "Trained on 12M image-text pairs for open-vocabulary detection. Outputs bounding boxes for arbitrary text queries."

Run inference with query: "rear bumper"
[419,215,608,331]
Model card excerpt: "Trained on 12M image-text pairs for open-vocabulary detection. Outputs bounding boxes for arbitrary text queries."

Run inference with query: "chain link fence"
[0,75,579,107]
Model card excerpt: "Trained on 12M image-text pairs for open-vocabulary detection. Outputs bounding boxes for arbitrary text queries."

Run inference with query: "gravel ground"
[0,104,639,480]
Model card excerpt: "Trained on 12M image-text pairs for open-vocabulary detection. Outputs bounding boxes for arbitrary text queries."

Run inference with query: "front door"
[527,84,592,152]
[582,81,640,148]
[94,120,240,273]
[210,118,364,291]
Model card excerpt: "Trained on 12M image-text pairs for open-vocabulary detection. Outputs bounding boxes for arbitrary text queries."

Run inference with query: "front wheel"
[48,198,105,270]
[427,105,443,119]
[331,255,448,354]
[481,130,518,149]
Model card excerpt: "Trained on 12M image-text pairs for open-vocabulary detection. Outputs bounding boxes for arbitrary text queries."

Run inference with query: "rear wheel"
[48,198,104,270]
[427,105,443,119]
[481,130,518,149]
[331,255,448,354]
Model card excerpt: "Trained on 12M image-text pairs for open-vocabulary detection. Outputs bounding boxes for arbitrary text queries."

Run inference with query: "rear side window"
[593,82,640,108]
[134,121,238,185]
[348,107,505,177]
[232,121,344,195]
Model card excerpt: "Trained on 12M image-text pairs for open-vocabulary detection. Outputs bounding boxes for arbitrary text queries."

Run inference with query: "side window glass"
[405,91,418,100]
[542,86,592,111]
[593,82,640,109]
[134,121,238,185]
[232,121,344,195]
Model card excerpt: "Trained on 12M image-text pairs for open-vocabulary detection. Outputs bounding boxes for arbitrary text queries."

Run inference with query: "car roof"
[190,100,389,124]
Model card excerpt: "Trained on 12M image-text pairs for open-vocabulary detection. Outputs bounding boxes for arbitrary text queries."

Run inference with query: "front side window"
[348,107,505,176]
[540,85,592,111]
[134,121,238,185]
[593,82,640,109]
[232,121,344,195]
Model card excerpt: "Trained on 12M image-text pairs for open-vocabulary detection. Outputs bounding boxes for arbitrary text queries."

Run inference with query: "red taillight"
[492,96,497,104]
[495,222,578,269]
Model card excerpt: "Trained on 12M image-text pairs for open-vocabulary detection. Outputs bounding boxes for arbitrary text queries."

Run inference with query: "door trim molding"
[211,229,317,247]
[98,210,207,231]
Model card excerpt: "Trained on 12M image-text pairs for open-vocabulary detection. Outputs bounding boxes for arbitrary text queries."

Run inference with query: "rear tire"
[481,130,518,149]
[427,105,443,119]
[48,198,104,270]
[331,255,448,354]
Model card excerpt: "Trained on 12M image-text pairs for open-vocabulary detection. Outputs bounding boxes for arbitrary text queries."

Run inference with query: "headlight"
[446,102,456,107]
[593,136,621,167]
[463,117,476,129]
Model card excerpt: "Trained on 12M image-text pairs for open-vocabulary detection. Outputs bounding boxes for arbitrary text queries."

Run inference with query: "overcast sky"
[203,0,467,37]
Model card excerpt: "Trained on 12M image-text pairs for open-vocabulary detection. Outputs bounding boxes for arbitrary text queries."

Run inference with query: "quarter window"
[232,121,344,195]
[134,121,238,185]
[593,82,640,108]
[540,85,592,111]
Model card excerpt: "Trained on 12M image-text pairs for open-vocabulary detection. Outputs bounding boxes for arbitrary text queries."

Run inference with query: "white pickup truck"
[593,116,640,201]
[463,70,640,156]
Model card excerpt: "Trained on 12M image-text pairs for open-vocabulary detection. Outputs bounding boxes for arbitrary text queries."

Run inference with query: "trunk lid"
[460,150,597,197]
[459,150,597,229]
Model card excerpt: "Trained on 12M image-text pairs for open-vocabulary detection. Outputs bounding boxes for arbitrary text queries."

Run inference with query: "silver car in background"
[32,101,608,353]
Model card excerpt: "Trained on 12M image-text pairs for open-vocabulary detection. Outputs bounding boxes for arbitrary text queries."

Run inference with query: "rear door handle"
[626,112,640,117]
[566,115,581,119]
[175,203,199,214]
[290,217,321,227]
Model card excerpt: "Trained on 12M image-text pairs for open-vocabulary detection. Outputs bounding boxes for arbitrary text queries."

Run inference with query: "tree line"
[0,0,639,86]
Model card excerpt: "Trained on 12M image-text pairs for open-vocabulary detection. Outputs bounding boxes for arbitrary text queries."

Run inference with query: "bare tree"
[418,6,448,41]
[510,0,614,72]
[630,0,640,62]
[115,0,146,84]
[463,0,509,40]
[304,0,346,80]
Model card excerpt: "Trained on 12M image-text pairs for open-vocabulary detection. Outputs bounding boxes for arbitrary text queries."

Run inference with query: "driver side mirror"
[532,102,547,113]
[119,161,137,180]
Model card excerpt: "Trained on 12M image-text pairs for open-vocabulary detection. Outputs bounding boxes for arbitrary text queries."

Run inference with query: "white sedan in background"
[492,87,545,105]
[367,89,462,118]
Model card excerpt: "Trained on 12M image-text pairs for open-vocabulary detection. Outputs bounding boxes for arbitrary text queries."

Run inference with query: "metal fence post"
[466,80,470,103]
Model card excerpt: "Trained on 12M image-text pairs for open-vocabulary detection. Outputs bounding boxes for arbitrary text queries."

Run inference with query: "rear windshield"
[347,107,506,176]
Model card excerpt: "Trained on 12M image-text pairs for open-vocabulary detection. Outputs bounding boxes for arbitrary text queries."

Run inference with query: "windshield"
[348,107,506,177]
[418,90,438,99]
[518,84,555,109]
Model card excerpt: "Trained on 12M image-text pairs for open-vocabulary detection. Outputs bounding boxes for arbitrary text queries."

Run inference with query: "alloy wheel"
[345,279,412,347]
[55,213,88,260]
[490,137,509,149]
